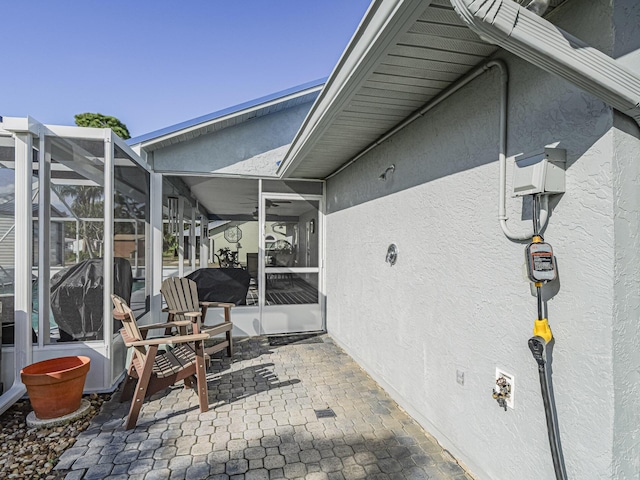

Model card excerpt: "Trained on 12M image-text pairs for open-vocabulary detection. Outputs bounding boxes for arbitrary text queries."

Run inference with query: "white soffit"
[280,0,568,179]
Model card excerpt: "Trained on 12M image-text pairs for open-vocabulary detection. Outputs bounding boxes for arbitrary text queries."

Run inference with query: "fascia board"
[278,0,432,178]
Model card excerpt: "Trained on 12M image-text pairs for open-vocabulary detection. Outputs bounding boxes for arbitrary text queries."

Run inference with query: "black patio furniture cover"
[50,258,133,341]
[186,268,250,306]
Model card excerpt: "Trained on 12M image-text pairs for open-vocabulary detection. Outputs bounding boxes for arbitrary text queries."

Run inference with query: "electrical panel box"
[512,148,566,197]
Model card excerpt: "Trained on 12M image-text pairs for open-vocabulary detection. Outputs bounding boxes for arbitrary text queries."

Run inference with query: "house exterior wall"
[611,110,640,478]
[152,102,315,176]
[324,1,639,478]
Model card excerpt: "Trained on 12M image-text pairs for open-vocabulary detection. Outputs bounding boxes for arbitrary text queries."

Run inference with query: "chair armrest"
[165,309,202,317]
[202,322,233,337]
[138,320,192,331]
[127,333,210,347]
[200,301,234,309]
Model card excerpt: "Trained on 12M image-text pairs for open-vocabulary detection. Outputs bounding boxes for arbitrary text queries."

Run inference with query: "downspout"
[450,0,640,128]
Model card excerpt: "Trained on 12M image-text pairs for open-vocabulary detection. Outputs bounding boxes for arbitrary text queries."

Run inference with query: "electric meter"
[525,241,556,283]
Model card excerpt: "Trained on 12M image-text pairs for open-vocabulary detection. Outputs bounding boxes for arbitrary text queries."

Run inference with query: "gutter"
[450,0,640,127]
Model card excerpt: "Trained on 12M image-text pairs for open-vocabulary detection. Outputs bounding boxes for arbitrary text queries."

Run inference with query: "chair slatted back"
[161,277,200,322]
[112,294,147,364]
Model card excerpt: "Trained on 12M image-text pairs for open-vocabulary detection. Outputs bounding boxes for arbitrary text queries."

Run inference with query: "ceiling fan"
[242,198,290,210]
[251,199,292,218]
[265,199,291,208]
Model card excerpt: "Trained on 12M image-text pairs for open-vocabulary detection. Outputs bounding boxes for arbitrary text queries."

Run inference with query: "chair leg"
[224,306,233,357]
[125,346,158,430]
[194,340,209,413]
[226,329,233,358]
[120,363,138,402]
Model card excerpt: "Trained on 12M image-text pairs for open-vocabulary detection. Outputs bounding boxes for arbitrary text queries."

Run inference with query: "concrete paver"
[56,335,473,479]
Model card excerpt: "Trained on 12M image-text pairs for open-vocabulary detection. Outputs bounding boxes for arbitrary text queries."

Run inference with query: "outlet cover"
[495,368,515,409]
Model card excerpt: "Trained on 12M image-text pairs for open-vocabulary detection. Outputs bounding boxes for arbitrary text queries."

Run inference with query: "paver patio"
[55,335,473,480]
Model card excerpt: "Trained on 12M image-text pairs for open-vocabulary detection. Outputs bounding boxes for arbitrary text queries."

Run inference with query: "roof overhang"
[128,79,325,153]
[278,0,640,180]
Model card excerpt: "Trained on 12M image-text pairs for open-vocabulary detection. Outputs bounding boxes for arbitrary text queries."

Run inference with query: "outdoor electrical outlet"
[456,369,465,386]
[494,368,515,409]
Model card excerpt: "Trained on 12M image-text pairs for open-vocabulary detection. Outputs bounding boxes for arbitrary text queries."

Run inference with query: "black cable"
[538,363,567,480]
[536,285,543,320]
[533,194,543,321]
[529,338,568,480]
[529,194,566,478]
[533,194,540,237]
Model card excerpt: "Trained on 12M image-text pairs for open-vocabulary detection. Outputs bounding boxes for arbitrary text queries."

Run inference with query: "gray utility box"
[512,147,566,197]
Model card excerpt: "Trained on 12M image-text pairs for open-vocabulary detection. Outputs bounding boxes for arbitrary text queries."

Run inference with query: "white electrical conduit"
[327,59,546,240]
[493,59,549,241]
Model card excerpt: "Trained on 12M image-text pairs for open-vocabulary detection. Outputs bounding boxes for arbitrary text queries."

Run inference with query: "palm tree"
[53,185,104,258]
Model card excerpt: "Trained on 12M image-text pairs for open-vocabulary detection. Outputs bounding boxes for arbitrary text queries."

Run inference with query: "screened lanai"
[0,112,326,415]
[159,176,324,336]
[0,117,153,414]
[130,80,327,339]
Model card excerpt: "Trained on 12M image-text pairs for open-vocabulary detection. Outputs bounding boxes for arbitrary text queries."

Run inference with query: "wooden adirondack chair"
[161,277,234,357]
[111,294,210,430]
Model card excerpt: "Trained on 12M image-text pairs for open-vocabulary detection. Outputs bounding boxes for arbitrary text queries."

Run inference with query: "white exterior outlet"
[495,368,515,409]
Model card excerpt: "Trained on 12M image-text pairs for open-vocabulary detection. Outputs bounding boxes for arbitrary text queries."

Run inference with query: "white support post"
[258,179,264,333]
[150,172,164,314]
[38,135,51,346]
[14,133,33,375]
[190,209,196,272]
[75,219,80,262]
[103,133,114,387]
[133,220,139,277]
[0,132,33,415]
[200,215,208,268]
[178,197,184,278]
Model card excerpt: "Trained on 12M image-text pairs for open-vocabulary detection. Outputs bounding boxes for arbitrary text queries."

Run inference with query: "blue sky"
[1,1,371,137]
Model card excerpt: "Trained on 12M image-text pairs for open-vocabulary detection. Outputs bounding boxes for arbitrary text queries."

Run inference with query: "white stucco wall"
[324,1,639,478]
[152,102,314,176]
[611,111,640,478]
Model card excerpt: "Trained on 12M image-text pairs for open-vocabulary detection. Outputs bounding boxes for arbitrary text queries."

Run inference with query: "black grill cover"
[50,258,133,341]
[186,268,250,306]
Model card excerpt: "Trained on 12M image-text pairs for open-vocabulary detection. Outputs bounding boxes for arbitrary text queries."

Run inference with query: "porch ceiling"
[278,0,567,180]
[181,176,258,219]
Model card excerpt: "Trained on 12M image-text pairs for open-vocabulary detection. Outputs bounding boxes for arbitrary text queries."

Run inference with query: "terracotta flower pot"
[21,356,91,419]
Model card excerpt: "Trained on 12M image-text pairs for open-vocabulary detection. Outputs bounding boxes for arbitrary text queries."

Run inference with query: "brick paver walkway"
[56,335,473,480]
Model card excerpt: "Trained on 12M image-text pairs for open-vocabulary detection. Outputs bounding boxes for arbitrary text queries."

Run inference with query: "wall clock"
[224,226,242,243]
